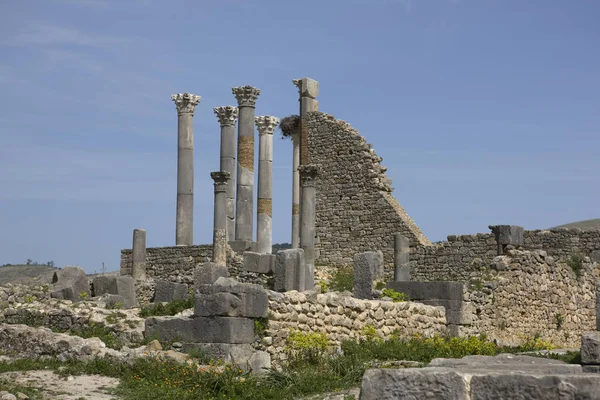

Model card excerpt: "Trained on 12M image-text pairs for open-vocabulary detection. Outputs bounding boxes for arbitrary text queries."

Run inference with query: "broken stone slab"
[92,275,137,308]
[242,252,275,274]
[274,249,306,292]
[428,354,583,374]
[581,331,600,365]
[194,277,268,318]
[154,280,189,303]
[228,240,256,254]
[193,262,229,291]
[51,266,91,302]
[180,343,271,373]
[144,316,254,344]
[353,251,383,300]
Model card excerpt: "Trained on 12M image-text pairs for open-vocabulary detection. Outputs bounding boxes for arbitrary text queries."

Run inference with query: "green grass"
[139,296,194,318]
[0,334,565,400]
[328,266,354,292]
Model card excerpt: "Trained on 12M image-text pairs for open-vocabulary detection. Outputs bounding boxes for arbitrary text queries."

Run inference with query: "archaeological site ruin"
[2,77,600,398]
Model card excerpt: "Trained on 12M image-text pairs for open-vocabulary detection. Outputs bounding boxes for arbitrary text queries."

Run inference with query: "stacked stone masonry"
[411,228,600,282]
[306,111,430,268]
[265,290,446,362]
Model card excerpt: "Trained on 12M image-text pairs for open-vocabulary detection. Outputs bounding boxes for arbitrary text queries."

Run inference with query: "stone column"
[172,92,201,246]
[132,228,146,280]
[214,106,239,242]
[292,78,319,166]
[299,164,319,290]
[394,233,410,281]
[232,86,260,242]
[291,132,300,249]
[255,116,280,254]
[211,171,230,267]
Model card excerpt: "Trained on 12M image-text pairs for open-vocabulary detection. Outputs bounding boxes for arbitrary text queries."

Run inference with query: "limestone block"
[581,331,600,365]
[229,240,254,254]
[193,262,229,290]
[294,77,319,99]
[92,275,137,308]
[274,249,306,292]
[243,252,275,274]
[154,280,188,303]
[194,277,268,318]
[490,225,525,246]
[181,343,271,373]
[51,266,91,302]
[353,251,383,300]
[144,316,254,344]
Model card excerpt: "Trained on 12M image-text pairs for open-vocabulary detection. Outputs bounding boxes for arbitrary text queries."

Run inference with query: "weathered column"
[210,171,230,267]
[255,116,280,254]
[132,228,146,280]
[214,106,239,242]
[172,92,201,246]
[299,164,319,290]
[394,233,410,281]
[232,86,260,243]
[291,131,301,248]
[292,78,319,166]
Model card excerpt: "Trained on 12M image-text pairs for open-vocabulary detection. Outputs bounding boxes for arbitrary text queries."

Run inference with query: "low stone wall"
[265,290,446,361]
[460,249,599,348]
[120,245,213,283]
[411,229,600,283]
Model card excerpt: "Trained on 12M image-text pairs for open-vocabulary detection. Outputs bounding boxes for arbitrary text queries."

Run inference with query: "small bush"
[285,330,330,364]
[381,288,409,302]
[374,281,386,290]
[567,253,585,278]
[139,296,194,318]
[359,324,381,342]
[254,317,269,337]
[317,280,329,293]
[555,313,565,330]
[328,266,354,292]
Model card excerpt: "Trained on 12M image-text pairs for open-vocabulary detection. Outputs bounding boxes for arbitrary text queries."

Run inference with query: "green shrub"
[381,288,409,302]
[555,313,565,330]
[359,324,381,342]
[285,330,330,364]
[254,317,269,337]
[567,253,585,278]
[328,266,354,292]
[374,281,386,290]
[139,296,194,318]
[317,280,329,293]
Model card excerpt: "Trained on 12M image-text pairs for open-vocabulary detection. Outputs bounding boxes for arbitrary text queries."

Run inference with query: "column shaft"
[256,116,279,254]
[172,93,201,246]
[132,228,146,280]
[291,134,300,248]
[214,106,238,242]
[393,233,410,281]
[211,171,230,267]
[299,164,319,290]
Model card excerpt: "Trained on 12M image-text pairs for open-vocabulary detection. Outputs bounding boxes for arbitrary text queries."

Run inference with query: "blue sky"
[0,0,598,273]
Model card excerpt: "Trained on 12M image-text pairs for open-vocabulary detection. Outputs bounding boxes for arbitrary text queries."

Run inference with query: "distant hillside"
[0,265,59,286]
[550,219,600,231]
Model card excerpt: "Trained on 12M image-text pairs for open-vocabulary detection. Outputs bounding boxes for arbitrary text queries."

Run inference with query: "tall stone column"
[299,164,319,290]
[291,132,300,249]
[255,116,280,254]
[232,86,260,243]
[172,92,201,246]
[132,228,146,280]
[213,106,239,242]
[292,78,319,166]
[394,233,410,281]
[210,171,230,267]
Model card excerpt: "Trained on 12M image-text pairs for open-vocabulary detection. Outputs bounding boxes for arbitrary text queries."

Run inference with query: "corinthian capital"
[299,164,320,187]
[210,171,231,192]
[232,85,260,107]
[213,106,239,127]
[292,78,319,99]
[172,93,201,116]
[255,116,280,136]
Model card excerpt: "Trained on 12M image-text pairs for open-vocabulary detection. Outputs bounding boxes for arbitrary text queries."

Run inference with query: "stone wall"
[120,245,213,284]
[411,229,600,283]
[460,249,599,348]
[306,111,430,268]
[265,290,446,361]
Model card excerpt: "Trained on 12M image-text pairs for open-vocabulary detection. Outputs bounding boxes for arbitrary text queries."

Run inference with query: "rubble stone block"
[51,266,91,302]
[145,316,254,344]
[180,343,271,373]
[194,277,268,318]
[242,252,275,274]
[92,275,136,308]
[274,249,305,292]
[581,331,600,365]
[193,262,229,291]
[154,280,189,303]
[353,251,383,299]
